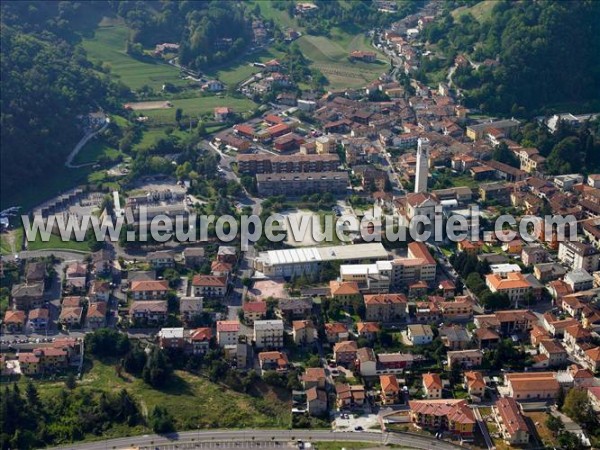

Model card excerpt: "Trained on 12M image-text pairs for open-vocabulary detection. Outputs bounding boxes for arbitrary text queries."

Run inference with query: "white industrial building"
[254,243,389,277]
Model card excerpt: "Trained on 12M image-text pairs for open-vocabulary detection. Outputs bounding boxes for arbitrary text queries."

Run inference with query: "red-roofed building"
[242,301,267,323]
[494,397,530,445]
[130,280,169,300]
[409,399,476,438]
[192,275,227,298]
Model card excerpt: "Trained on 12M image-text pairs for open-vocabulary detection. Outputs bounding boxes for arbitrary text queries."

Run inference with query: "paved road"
[45,429,464,450]
[65,117,110,168]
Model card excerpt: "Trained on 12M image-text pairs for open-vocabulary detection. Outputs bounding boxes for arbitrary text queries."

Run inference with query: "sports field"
[82,20,184,90]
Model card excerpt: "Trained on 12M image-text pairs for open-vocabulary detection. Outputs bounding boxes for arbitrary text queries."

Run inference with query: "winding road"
[65,117,111,169]
[46,429,464,450]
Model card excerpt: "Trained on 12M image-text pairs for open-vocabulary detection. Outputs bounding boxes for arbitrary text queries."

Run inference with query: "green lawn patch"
[72,139,122,165]
[451,1,495,23]
[0,227,23,255]
[203,47,286,86]
[142,95,257,123]
[25,231,92,253]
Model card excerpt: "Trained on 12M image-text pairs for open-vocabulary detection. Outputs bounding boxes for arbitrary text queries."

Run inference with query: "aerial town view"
[1,1,600,449]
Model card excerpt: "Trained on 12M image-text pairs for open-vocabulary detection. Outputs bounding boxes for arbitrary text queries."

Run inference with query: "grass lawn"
[25,231,93,252]
[451,1,495,23]
[524,411,558,448]
[35,358,291,431]
[142,95,257,123]
[132,126,192,151]
[204,47,286,86]
[82,20,184,91]
[447,174,479,189]
[254,1,301,30]
[0,227,23,255]
[72,139,122,165]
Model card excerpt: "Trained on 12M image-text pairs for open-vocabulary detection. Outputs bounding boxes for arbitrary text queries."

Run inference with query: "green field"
[34,358,292,432]
[0,228,23,255]
[451,1,495,23]
[296,28,388,90]
[82,20,184,90]
[25,230,93,252]
[204,47,286,86]
[72,139,122,165]
[142,95,257,122]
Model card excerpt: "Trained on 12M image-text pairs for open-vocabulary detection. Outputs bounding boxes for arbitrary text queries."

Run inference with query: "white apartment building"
[558,241,600,272]
[254,319,285,349]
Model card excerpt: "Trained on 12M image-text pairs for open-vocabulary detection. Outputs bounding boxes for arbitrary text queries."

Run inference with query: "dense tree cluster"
[272,0,422,36]
[115,1,252,71]
[0,382,141,449]
[424,1,600,114]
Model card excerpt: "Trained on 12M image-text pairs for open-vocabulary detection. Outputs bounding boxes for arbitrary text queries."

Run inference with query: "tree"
[175,108,183,124]
[65,373,77,390]
[143,348,173,388]
[492,142,519,168]
[545,414,564,436]
[562,388,598,430]
[149,406,175,434]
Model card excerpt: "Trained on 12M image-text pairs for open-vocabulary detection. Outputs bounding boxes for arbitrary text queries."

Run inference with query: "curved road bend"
[65,117,111,169]
[46,429,464,450]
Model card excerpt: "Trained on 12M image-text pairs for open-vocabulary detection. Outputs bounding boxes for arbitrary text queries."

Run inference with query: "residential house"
[473,327,502,349]
[494,397,530,445]
[130,280,169,300]
[192,275,227,298]
[407,324,434,345]
[158,327,185,349]
[335,383,365,409]
[356,322,380,342]
[216,320,240,346]
[564,269,594,292]
[129,300,168,325]
[242,301,267,323]
[211,261,233,279]
[333,340,358,366]
[27,308,49,332]
[89,280,110,302]
[25,261,46,283]
[253,319,284,349]
[439,325,471,350]
[292,320,316,345]
[306,387,328,416]
[18,352,41,375]
[325,322,349,343]
[217,246,237,264]
[11,283,44,310]
[380,375,401,405]
[536,340,568,368]
[86,301,107,329]
[258,351,289,373]
[584,347,600,372]
[558,241,600,272]
[464,371,485,398]
[188,327,212,355]
[179,297,203,324]
[521,246,548,267]
[505,372,559,400]
[3,310,25,332]
[59,306,83,329]
[183,247,206,268]
[364,293,407,322]
[447,349,483,369]
[147,251,175,269]
[277,298,312,322]
[409,399,476,439]
[301,368,327,390]
[329,280,361,306]
[422,372,443,399]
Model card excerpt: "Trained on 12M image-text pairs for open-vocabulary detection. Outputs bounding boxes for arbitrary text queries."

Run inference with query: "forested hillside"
[424,0,600,115]
[0,24,112,200]
[115,1,252,70]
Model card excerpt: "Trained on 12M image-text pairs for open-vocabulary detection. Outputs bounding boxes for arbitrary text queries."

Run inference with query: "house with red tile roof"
[422,372,442,399]
[494,397,530,445]
[409,399,476,438]
[380,375,401,405]
[130,280,169,300]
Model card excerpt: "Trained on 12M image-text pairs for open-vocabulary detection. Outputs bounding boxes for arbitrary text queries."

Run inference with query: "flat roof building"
[255,243,388,277]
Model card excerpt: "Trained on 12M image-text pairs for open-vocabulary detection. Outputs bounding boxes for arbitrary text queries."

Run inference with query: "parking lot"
[332,411,381,433]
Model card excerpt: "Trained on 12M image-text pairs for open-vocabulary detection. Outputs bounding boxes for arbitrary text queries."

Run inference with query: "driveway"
[333,411,381,433]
